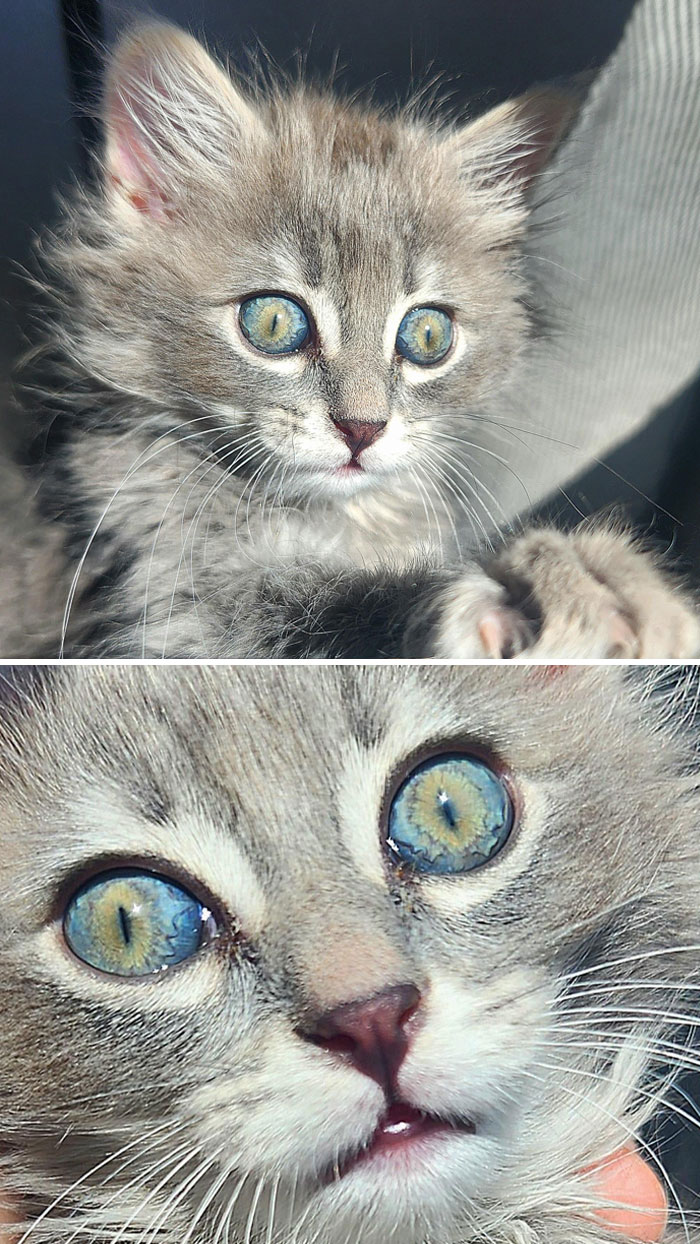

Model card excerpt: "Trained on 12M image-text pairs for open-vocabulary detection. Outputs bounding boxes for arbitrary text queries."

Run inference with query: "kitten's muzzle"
[303,987,475,1182]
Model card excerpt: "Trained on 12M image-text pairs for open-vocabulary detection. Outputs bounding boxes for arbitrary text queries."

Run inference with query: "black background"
[1,0,699,1202]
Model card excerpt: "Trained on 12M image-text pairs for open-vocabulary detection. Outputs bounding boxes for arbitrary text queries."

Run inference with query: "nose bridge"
[281,891,416,1018]
[338,362,388,416]
[333,322,391,424]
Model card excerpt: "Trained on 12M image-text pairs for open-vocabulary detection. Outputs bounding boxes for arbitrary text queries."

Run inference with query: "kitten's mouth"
[322,1102,475,1184]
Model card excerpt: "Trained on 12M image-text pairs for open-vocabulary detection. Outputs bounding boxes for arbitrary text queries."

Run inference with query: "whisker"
[13,1120,179,1244]
[60,417,217,655]
[153,434,267,656]
[517,1065,691,1244]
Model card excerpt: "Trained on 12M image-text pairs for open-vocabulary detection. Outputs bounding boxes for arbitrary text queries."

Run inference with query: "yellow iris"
[256,300,293,344]
[407,766,488,848]
[87,879,153,973]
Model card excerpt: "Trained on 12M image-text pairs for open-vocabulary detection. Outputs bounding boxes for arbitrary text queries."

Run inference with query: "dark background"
[1,0,700,1205]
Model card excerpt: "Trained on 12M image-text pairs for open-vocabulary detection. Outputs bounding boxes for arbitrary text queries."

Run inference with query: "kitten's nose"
[332,417,387,457]
[304,983,421,1095]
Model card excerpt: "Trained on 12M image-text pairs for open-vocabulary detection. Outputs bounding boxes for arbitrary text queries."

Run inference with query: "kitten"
[0,663,698,1244]
[9,22,699,657]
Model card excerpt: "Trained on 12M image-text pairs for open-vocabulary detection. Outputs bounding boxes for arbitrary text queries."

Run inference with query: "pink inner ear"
[504,133,555,189]
[106,68,174,220]
[472,92,574,194]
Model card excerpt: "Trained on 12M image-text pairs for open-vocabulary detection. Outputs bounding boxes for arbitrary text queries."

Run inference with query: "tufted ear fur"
[103,22,265,221]
[445,88,577,195]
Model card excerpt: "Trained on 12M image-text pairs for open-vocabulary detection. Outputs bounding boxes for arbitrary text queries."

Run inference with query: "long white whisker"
[14,1121,179,1244]
[59,416,216,654]
[154,434,267,656]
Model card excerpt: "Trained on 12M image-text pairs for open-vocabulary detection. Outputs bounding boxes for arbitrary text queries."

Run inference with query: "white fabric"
[480,0,700,525]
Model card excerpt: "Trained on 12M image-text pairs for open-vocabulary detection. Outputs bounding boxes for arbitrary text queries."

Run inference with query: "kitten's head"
[0,665,698,1244]
[55,23,572,502]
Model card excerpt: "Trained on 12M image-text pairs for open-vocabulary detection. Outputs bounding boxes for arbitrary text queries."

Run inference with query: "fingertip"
[589,1146,668,1242]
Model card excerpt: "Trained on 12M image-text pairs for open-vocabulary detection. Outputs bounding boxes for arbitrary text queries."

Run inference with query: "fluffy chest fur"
[55,427,441,656]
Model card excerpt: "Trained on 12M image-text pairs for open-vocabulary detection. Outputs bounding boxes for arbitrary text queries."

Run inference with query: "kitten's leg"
[190,530,691,660]
[218,562,533,659]
[71,530,697,658]
[468,527,700,659]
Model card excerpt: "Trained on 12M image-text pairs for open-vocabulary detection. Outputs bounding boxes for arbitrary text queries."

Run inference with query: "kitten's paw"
[429,573,535,658]
[491,527,700,659]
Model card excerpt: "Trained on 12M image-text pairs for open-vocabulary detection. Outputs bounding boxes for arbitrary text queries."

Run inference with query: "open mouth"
[323,1102,475,1183]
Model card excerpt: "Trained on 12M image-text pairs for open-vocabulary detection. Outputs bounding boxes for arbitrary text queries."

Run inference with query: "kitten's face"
[63,24,567,503]
[0,666,698,1244]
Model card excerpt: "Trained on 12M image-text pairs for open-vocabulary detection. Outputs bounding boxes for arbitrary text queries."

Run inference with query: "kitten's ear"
[104,22,263,220]
[446,88,577,195]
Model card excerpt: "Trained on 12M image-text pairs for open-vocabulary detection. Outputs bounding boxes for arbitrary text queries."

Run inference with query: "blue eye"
[396,307,453,365]
[239,294,310,355]
[63,869,214,976]
[387,754,513,874]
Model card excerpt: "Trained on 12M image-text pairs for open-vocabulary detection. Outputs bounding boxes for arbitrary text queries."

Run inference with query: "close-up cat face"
[0,665,698,1244]
[54,24,567,504]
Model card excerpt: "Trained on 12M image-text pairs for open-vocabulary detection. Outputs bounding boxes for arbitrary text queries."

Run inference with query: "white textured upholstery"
[477,0,700,526]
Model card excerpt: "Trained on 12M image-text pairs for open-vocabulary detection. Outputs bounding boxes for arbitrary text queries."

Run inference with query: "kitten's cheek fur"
[187,1045,385,1173]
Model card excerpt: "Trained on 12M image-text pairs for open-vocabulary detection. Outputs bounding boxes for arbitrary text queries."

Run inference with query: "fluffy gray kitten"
[9,22,699,658]
[0,663,699,1244]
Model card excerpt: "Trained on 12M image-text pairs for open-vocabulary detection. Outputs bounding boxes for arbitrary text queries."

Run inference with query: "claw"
[478,610,510,658]
[478,608,532,660]
[607,609,638,658]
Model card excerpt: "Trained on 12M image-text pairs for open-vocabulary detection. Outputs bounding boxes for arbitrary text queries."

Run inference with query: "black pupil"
[270,311,279,334]
[425,323,432,345]
[118,905,131,945]
[437,789,458,830]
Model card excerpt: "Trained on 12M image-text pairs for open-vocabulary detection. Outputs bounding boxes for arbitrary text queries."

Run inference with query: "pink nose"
[304,984,421,1094]
[332,417,387,457]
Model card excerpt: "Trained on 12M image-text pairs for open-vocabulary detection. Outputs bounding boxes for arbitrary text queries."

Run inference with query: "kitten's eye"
[396,307,453,365]
[239,294,310,355]
[387,754,513,874]
[63,869,215,976]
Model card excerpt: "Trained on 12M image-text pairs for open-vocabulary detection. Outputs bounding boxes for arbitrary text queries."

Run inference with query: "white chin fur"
[280,463,391,501]
[277,1129,499,1244]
